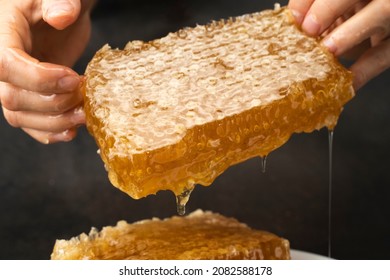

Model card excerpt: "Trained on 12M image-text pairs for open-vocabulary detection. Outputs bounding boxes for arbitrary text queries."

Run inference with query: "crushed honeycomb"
[51,210,290,260]
[83,7,354,203]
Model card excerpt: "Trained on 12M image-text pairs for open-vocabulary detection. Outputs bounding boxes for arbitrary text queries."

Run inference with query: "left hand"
[0,0,95,144]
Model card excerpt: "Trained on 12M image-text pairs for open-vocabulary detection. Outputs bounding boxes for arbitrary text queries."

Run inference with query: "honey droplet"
[175,185,194,216]
[260,155,267,173]
[328,129,334,258]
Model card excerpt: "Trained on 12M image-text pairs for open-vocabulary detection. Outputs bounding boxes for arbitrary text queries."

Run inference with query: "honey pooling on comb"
[83,7,354,207]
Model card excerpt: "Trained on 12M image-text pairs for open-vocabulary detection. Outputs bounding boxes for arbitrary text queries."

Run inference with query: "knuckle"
[368,40,390,71]
[30,74,50,91]
[354,69,365,87]
[2,108,20,128]
[0,51,10,83]
[375,49,390,71]
[0,86,19,111]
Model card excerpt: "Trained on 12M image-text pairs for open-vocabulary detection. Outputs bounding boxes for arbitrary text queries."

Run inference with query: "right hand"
[288,0,390,90]
[0,0,95,144]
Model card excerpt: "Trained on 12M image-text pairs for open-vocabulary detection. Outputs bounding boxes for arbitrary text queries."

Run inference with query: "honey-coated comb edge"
[82,6,354,200]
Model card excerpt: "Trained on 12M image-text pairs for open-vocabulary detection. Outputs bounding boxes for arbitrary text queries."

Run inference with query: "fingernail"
[291,9,304,25]
[322,36,337,54]
[302,13,321,36]
[46,2,74,18]
[58,75,80,91]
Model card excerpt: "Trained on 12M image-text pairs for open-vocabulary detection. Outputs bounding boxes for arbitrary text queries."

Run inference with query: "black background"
[1,0,389,260]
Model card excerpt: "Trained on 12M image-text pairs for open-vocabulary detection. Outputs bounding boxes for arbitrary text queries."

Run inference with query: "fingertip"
[46,129,78,144]
[60,128,78,142]
[322,36,338,54]
[287,0,315,25]
[350,67,366,91]
[42,0,81,30]
[302,13,321,36]
[290,9,304,25]
[22,127,78,144]
[57,75,81,92]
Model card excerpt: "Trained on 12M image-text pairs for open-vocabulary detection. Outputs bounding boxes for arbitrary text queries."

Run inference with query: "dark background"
[1,0,389,260]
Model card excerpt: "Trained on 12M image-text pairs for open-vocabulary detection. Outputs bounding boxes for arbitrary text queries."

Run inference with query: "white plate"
[290,249,333,260]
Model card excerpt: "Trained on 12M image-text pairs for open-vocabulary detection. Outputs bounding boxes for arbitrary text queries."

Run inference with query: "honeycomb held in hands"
[51,210,290,260]
[83,7,354,201]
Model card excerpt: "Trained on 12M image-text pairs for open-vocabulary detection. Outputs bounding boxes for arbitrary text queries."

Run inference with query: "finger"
[0,5,81,93]
[319,2,366,36]
[22,127,78,144]
[2,105,85,133]
[42,0,81,30]
[322,0,390,56]
[320,17,344,37]
[341,38,371,60]
[0,82,83,113]
[0,6,32,52]
[350,38,390,90]
[287,0,315,24]
[301,0,361,36]
[0,47,81,94]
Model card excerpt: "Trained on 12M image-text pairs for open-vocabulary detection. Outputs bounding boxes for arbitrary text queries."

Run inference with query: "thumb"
[42,0,81,30]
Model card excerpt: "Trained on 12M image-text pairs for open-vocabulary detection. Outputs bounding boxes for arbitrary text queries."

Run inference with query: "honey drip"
[175,185,194,215]
[328,129,334,258]
[261,156,267,173]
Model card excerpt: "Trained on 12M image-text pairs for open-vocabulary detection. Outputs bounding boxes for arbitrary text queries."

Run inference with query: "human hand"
[288,0,390,90]
[0,0,94,144]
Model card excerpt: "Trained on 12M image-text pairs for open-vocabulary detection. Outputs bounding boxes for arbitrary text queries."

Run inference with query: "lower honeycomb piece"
[82,6,354,204]
[51,210,290,260]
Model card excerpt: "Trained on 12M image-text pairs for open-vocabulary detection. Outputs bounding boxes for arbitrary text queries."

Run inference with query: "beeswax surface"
[51,210,290,260]
[83,7,354,199]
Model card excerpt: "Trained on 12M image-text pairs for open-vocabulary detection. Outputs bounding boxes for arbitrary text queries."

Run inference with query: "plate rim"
[290,249,333,260]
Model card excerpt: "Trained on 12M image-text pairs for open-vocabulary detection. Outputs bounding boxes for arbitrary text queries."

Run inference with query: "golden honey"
[83,7,354,201]
[51,210,290,260]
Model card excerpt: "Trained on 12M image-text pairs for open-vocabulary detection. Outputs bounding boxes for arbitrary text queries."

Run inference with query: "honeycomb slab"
[83,7,354,199]
[51,210,290,260]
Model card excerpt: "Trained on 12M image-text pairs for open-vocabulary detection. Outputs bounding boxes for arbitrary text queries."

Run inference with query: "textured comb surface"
[83,7,354,199]
[51,210,290,260]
